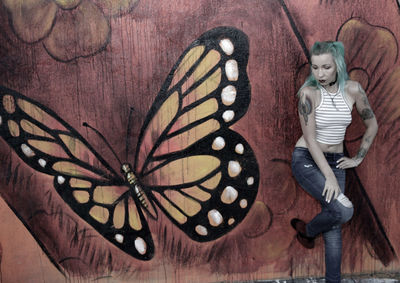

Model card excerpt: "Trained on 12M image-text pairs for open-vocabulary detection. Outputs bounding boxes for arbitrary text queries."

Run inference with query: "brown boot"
[291,218,315,249]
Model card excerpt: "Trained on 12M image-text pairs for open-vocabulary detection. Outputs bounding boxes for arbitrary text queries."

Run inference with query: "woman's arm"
[298,88,341,202]
[337,82,378,168]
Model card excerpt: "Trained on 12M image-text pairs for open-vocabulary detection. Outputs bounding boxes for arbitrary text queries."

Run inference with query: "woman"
[291,41,378,283]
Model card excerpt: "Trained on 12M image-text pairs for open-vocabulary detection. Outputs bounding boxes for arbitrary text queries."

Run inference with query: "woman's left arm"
[337,82,378,169]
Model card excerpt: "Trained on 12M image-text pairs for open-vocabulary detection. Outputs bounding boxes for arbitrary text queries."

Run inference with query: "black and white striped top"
[315,87,352,145]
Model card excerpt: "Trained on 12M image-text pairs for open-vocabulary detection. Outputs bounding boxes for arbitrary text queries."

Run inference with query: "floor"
[255,278,399,283]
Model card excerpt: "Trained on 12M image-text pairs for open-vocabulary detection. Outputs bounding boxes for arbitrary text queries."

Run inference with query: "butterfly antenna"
[126,107,135,160]
[82,122,123,165]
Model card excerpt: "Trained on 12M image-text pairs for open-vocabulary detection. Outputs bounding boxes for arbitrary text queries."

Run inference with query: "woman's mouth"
[319,80,326,84]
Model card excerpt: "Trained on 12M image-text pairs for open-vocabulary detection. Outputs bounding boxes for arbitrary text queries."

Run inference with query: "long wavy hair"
[298,41,349,96]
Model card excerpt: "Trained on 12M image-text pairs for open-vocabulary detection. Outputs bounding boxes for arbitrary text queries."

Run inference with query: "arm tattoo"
[357,84,374,120]
[358,83,370,107]
[361,108,375,120]
[356,147,367,159]
[298,95,312,125]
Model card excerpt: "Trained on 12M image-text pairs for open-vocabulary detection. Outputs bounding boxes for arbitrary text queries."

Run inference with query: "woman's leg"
[292,148,354,283]
[321,157,353,283]
[306,193,353,237]
[292,148,353,237]
[323,226,342,283]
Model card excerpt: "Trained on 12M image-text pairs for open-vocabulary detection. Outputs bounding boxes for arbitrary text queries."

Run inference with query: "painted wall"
[0,0,400,282]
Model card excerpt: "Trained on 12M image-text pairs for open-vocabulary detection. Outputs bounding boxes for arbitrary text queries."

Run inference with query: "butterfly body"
[0,26,259,260]
[121,163,148,208]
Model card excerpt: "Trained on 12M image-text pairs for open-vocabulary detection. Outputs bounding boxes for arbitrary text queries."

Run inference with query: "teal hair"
[298,41,349,96]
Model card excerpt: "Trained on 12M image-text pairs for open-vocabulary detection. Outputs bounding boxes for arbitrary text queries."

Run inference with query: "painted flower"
[339,17,400,142]
[337,17,400,266]
[2,0,139,62]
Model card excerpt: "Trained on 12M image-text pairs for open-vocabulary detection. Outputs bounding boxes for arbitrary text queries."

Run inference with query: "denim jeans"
[291,147,354,283]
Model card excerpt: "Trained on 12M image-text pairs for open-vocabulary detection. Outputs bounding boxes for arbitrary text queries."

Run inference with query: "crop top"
[315,86,352,145]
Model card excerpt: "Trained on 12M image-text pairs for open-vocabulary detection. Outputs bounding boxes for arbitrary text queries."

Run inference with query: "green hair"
[298,41,349,95]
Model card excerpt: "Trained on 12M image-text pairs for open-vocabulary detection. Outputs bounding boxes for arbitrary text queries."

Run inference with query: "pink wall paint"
[1,0,400,282]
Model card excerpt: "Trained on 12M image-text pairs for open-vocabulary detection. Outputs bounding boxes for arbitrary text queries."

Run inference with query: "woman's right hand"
[322,176,341,203]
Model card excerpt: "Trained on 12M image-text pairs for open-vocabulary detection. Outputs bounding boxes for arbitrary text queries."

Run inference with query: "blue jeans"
[291,147,354,283]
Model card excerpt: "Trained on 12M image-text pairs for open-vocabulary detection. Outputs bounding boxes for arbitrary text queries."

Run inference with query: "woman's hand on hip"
[336,156,362,169]
[322,176,341,203]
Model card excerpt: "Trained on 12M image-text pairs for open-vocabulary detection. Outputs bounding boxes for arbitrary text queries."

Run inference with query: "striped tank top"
[315,86,352,145]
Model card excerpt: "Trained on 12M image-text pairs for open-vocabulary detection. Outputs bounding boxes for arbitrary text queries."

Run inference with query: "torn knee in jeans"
[337,193,353,208]
[336,193,354,223]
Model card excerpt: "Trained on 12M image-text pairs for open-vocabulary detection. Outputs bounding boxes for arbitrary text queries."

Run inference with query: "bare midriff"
[295,135,344,153]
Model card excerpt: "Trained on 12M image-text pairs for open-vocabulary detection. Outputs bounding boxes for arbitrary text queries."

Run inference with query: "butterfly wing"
[134,26,259,241]
[0,86,154,260]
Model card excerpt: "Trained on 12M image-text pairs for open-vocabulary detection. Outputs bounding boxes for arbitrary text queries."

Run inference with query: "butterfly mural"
[0,27,259,261]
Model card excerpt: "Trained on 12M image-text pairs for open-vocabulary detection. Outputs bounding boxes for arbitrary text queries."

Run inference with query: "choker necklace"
[328,75,337,86]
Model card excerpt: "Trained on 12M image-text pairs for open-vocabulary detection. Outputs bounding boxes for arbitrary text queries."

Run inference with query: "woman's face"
[310,53,337,87]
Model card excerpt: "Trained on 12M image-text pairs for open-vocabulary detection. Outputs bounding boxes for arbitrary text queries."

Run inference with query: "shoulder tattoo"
[298,94,312,125]
[358,83,370,107]
[357,83,374,120]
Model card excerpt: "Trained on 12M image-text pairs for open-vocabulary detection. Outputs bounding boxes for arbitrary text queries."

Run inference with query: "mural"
[0,0,400,282]
[0,26,259,260]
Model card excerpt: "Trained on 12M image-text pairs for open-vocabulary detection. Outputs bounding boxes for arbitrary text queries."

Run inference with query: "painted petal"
[54,0,81,10]
[3,0,57,43]
[43,0,110,62]
[93,0,140,16]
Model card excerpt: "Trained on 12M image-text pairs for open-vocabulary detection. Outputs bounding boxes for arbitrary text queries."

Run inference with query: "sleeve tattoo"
[298,94,312,125]
[358,84,375,120]
[361,108,374,120]
[356,147,367,160]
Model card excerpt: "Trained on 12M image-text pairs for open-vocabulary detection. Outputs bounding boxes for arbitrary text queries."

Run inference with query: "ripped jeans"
[291,147,354,283]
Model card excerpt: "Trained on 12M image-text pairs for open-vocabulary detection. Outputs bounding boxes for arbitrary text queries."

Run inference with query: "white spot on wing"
[21,144,35,157]
[57,176,65,185]
[228,161,242,177]
[208,209,223,227]
[212,136,225,150]
[115,234,124,243]
[135,237,147,255]
[247,177,254,186]
[225,59,238,81]
[38,158,47,168]
[221,85,237,106]
[235,143,244,154]
[222,110,235,122]
[228,218,235,225]
[240,199,248,208]
[195,225,208,236]
[221,186,238,204]
[219,38,234,55]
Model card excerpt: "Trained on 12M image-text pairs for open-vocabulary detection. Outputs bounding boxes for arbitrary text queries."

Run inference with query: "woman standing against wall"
[291,41,378,283]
